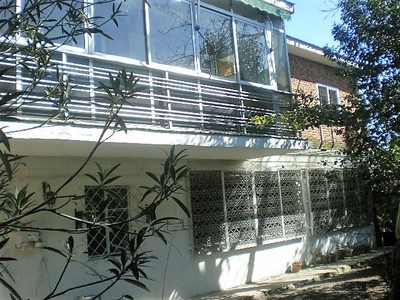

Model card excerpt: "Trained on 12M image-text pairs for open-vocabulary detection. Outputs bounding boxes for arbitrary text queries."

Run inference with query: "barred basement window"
[308,169,371,235]
[190,169,372,254]
[189,170,306,254]
[85,186,129,257]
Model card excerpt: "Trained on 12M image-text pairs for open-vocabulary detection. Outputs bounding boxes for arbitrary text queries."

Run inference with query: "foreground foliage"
[0,1,189,299]
[326,0,400,230]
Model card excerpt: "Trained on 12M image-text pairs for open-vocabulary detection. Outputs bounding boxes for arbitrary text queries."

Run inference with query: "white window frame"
[316,84,340,106]
[84,185,130,258]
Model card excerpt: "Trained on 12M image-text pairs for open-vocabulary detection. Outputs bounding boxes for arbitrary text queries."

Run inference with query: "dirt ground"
[265,255,392,300]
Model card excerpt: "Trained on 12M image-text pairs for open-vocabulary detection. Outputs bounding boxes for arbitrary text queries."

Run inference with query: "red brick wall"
[289,54,351,149]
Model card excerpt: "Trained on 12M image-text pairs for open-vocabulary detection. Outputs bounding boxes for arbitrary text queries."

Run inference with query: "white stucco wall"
[0,154,375,300]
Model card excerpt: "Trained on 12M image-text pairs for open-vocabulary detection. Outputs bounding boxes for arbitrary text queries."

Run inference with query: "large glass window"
[236,20,270,84]
[94,0,146,61]
[21,0,85,47]
[148,0,194,69]
[198,9,235,78]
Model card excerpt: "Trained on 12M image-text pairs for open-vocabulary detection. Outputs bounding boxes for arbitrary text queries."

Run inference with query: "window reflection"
[94,0,146,61]
[236,21,270,84]
[198,9,235,78]
[21,0,85,47]
[148,0,194,69]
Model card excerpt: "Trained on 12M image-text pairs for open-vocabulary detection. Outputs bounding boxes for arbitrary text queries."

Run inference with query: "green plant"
[0,1,190,299]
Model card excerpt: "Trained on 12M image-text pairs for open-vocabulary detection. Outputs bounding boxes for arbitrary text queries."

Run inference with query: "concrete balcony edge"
[2,121,309,160]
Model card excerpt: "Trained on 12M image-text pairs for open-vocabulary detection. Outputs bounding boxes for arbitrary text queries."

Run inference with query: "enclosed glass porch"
[0,51,295,139]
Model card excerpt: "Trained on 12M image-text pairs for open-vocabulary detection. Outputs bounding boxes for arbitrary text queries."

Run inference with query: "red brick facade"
[289,53,351,149]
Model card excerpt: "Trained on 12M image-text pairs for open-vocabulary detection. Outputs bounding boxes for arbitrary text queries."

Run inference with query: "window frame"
[84,185,130,258]
[8,0,283,89]
[316,84,340,106]
[189,170,306,255]
[189,168,371,255]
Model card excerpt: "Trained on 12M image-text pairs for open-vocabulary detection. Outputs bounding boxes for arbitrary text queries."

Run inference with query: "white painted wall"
[0,154,375,300]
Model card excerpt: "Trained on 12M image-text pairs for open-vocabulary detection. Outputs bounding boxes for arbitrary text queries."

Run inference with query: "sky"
[285,0,341,48]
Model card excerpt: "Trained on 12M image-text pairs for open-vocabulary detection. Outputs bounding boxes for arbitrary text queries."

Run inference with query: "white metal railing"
[0,51,295,137]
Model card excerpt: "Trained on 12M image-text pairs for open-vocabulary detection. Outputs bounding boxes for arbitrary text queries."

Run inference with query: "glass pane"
[318,86,329,105]
[88,227,107,256]
[21,0,85,47]
[273,28,290,91]
[0,1,16,37]
[94,0,146,61]
[202,0,231,11]
[329,88,339,105]
[199,9,235,78]
[236,21,270,84]
[148,0,194,69]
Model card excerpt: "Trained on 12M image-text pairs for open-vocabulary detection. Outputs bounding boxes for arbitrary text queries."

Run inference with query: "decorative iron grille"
[327,170,346,227]
[224,171,256,249]
[280,170,305,238]
[189,171,226,254]
[190,169,306,254]
[309,169,330,235]
[309,169,371,235]
[343,170,372,227]
[189,168,371,255]
[255,171,284,242]
[85,186,129,257]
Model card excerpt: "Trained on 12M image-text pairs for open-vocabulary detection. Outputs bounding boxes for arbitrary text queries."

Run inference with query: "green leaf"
[0,150,12,180]
[0,257,16,262]
[0,91,25,106]
[120,250,127,267]
[108,268,120,276]
[122,278,149,292]
[66,236,74,253]
[154,230,167,245]
[0,238,9,249]
[0,277,22,300]
[130,262,140,280]
[108,257,122,271]
[115,115,128,133]
[145,172,160,184]
[129,238,136,254]
[0,128,11,152]
[172,197,190,218]
[41,246,67,258]
[103,176,121,186]
[84,173,99,184]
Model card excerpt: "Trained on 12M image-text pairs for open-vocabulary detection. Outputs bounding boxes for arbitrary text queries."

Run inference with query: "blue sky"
[285,0,341,48]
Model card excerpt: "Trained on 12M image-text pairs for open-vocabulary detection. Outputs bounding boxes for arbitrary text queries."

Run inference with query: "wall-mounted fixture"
[13,231,47,250]
[42,181,56,206]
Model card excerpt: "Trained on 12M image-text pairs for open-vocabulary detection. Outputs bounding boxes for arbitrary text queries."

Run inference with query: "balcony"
[0,51,307,159]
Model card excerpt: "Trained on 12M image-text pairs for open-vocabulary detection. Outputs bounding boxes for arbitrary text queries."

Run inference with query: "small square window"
[85,186,129,257]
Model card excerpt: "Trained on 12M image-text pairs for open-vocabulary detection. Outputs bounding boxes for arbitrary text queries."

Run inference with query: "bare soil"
[265,256,392,300]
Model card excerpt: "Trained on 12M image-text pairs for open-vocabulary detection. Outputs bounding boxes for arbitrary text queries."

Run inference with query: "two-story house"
[0,1,374,299]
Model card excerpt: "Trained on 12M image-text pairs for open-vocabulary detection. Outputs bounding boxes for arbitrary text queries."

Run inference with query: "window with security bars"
[189,170,306,254]
[308,169,371,235]
[85,186,129,257]
[190,169,372,254]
